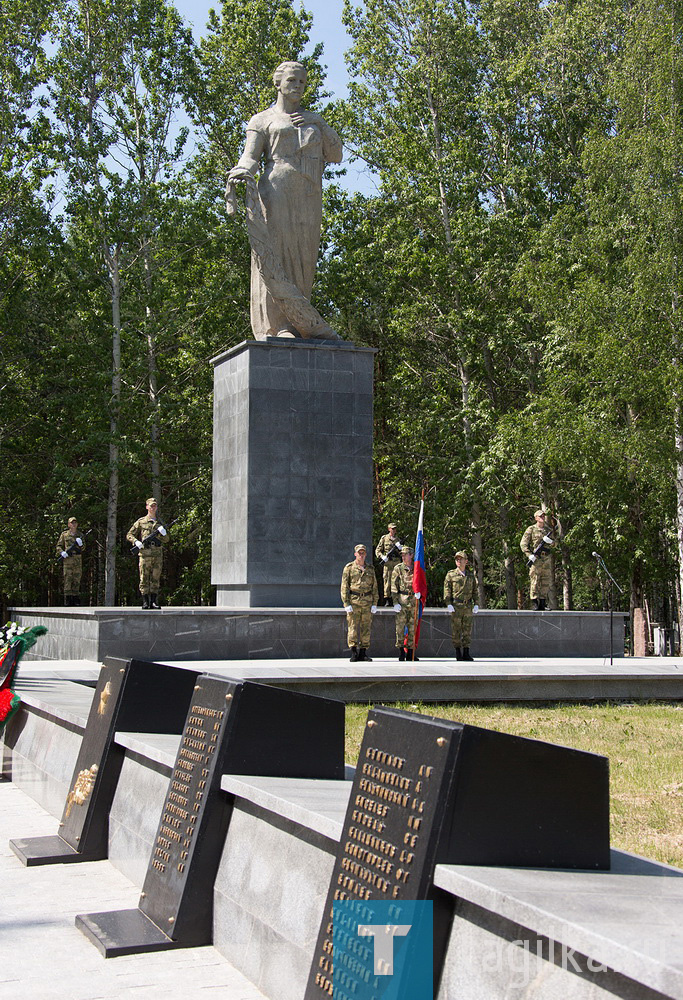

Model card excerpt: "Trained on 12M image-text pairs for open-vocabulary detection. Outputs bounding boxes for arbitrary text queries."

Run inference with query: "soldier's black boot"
[398,648,405,662]
[360,648,372,662]
[532,598,540,611]
[454,647,462,660]
[349,646,359,662]
[150,594,160,609]
[406,648,420,662]
[72,596,80,606]
[142,594,150,610]
[538,598,546,610]
[462,647,474,661]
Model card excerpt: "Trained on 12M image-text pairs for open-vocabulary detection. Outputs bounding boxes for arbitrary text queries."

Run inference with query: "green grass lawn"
[345,701,683,869]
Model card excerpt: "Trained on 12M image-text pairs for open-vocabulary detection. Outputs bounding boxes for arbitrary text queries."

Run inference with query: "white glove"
[371,605,377,614]
[393,603,401,612]
[158,525,167,536]
[381,554,388,563]
[345,605,353,613]
[76,537,83,546]
[135,539,143,549]
[395,542,403,551]
[414,592,421,600]
[447,604,454,613]
[60,550,68,558]
[543,534,553,545]
[528,554,536,563]
[473,604,479,614]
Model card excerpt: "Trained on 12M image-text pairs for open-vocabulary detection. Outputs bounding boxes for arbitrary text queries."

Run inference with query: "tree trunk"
[104,249,121,607]
[143,240,161,499]
[499,505,517,608]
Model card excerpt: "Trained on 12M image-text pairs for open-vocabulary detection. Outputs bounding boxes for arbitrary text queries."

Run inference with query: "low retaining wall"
[10,607,626,661]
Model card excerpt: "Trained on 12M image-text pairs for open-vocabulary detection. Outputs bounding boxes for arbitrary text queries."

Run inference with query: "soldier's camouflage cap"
[534,509,545,518]
[147,497,158,506]
[388,523,397,529]
[402,547,414,556]
[68,516,77,524]
[455,550,469,559]
[354,543,367,553]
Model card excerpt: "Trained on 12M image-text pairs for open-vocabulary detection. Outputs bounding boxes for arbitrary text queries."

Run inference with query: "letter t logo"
[357,924,411,975]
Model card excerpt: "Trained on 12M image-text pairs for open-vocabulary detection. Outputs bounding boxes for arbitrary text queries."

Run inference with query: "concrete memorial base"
[211,339,375,608]
[10,606,626,662]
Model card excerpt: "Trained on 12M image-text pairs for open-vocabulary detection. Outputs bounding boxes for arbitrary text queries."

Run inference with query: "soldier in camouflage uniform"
[444,550,476,661]
[520,509,554,610]
[127,497,169,609]
[341,544,378,662]
[56,516,85,606]
[375,523,403,605]
[390,547,419,662]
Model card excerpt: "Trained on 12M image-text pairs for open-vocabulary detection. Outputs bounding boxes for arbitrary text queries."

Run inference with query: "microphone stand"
[594,554,624,666]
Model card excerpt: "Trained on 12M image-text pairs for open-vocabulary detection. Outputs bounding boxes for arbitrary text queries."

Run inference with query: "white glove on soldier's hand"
[371,605,377,614]
[395,542,403,551]
[414,592,421,600]
[158,526,167,536]
[447,604,454,613]
[135,539,143,549]
[60,550,68,558]
[473,604,479,614]
[528,554,536,563]
[345,605,353,613]
[393,603,401,612]
[381,554,388,563]
[543,534,553,544]
[76,537,83,546]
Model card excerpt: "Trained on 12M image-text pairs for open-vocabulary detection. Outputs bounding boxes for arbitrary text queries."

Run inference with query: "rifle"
[56,527,92,562]
[380,541,403,563]
[129,517,178,555]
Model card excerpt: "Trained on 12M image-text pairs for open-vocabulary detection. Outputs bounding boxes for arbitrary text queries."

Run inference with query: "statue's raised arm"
[226,61,343,341]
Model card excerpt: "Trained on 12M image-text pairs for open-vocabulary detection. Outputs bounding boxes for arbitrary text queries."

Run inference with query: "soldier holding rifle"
[374,522,403,605]
[520,509,555,610]
[127,497,169,609]
[55,516,85,606]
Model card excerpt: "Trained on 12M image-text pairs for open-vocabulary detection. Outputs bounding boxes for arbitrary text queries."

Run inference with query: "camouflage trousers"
[347,598,373,648]
[138,551,163,595]
[63,557,82,597]
[529,557,552,600]
[450,606,473,647]
[395,601,415,648]
[382,560,400,602]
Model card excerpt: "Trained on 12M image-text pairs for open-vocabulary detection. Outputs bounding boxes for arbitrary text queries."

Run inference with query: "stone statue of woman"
[226,61,343,341]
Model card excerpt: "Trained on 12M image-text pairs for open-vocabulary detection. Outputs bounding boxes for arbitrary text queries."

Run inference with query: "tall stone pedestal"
[211,339,375,607]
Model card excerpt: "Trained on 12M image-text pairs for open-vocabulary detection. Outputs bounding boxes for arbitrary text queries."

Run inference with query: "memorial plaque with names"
[10,657,199,866]
[77,677,346,956]
[305,706,610,999]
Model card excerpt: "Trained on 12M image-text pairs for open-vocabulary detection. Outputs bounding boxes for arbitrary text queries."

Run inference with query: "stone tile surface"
[0,781,268,999]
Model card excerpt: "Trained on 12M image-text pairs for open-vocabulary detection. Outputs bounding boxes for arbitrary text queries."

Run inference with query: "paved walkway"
[0,781,267,1000]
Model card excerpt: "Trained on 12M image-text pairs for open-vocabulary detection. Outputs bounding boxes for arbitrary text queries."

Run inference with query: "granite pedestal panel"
[211,339,376,608]
[10,607,626,662]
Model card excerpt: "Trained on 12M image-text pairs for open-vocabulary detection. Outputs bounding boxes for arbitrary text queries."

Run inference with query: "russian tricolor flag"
[412,499,427,651]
